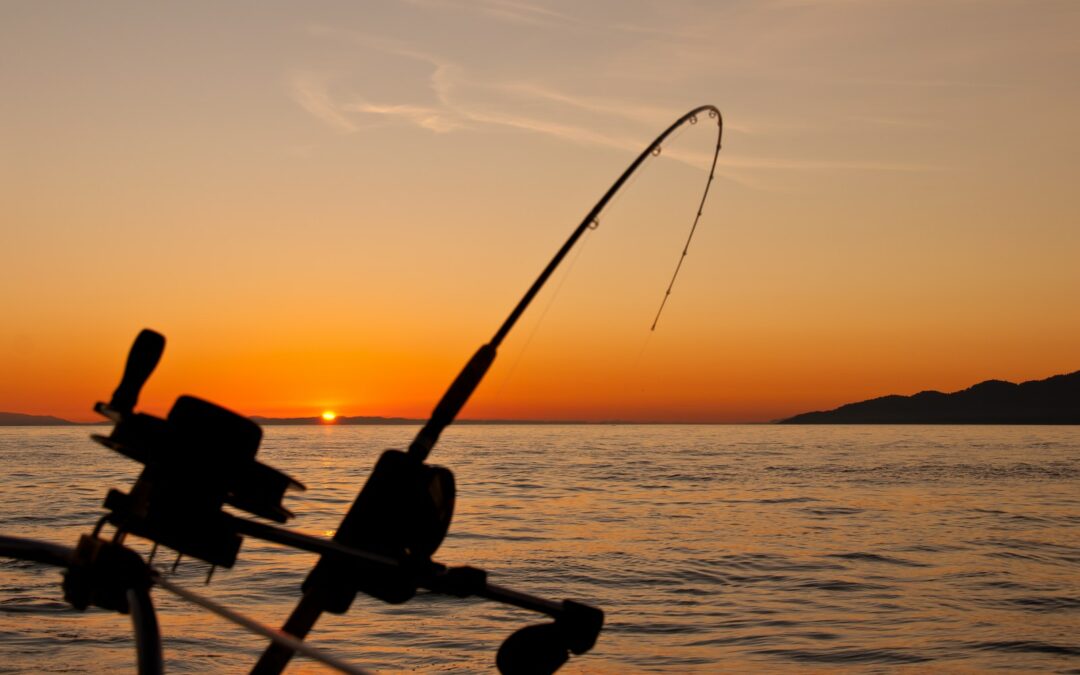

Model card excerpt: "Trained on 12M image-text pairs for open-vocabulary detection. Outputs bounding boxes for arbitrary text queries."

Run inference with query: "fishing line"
[632,322,656,377]
[591,127,669,226]
[488,119,702,408]
[650,112,719,331]
[491,226,595,402]
[623,117,716,402]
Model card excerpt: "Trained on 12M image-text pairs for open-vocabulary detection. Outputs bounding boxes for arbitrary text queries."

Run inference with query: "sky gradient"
[3,1,1079,422]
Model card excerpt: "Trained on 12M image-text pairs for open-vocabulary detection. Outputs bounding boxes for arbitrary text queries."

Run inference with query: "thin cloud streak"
[850,114,942,129]
[342,102,463,133]
[290,29,943,187]
[287,71,358,133]
[494,82,679,126]
[397,0,582,28]
[718,155,945,173]
[294,28,671,149]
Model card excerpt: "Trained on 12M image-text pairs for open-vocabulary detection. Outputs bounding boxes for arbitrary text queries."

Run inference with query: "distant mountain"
[780,371,1080,424]
[0,411,77,426]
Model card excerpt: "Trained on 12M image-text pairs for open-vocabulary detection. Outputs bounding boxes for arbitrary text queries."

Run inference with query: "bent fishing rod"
[409,104,722,462]
[255,104,723,673]
[0,105,722,675]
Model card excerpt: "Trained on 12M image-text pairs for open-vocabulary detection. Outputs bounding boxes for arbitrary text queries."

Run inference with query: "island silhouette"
[780,370,1080,424]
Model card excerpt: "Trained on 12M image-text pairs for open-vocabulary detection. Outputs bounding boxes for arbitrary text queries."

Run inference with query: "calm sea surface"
[0,425,1077,673]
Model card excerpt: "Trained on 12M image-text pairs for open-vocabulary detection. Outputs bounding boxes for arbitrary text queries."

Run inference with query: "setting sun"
[321,411,337,422]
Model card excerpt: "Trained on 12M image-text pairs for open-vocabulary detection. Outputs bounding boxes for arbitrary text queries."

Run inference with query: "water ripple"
[0,424,1077,672]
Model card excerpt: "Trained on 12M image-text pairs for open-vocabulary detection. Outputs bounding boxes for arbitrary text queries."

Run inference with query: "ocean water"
[0,425,1078,673]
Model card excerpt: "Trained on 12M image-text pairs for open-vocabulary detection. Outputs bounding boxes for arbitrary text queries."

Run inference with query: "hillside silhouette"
[780,371,1080,424]
[0,412,77,426]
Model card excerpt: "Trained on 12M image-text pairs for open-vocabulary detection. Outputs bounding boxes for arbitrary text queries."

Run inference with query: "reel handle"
[108,329,165,415]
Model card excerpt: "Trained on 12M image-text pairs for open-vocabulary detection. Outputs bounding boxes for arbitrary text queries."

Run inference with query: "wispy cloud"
[289,23,950,190]
[827,75,1009,89]
[721,156,945,173]
[295,27,672,151]
[286,71,358,133]
[341,101,462,133]
[450,104,644,153]
[397,0,584,28]
[849,114,942,130]
[492,82,677,126]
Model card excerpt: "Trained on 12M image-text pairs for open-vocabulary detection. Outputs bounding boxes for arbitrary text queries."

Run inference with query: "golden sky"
[2,1,1078,422]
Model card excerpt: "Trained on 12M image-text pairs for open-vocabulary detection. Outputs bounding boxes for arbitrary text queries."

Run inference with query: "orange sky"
[3,2,1079,423]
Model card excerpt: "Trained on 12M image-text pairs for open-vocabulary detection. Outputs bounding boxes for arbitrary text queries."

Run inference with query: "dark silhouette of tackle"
[0,105,723,674]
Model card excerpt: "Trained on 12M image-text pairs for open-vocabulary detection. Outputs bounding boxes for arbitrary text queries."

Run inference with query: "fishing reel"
[90,329,303,568]
[303,447,456,608]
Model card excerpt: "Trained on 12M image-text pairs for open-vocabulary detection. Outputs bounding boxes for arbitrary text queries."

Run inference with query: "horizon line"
[0,411,778,427]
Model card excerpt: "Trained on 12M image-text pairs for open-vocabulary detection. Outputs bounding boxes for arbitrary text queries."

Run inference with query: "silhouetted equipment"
[307,449,456,607]
[52,327,604,675]
[498,624,569,675]
[496,600,604,675]
[105,328,164,415]
[91,329,304,568]
[0,105,726,673]
[0,533,165,675]
[408,343,496,461]
[257,104,721,672]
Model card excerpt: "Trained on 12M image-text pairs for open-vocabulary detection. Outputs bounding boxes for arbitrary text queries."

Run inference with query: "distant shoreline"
[779,370,1079,425]
[0,411,756,426]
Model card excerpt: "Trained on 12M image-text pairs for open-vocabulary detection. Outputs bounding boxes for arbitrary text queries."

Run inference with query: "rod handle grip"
[109,329,165,414]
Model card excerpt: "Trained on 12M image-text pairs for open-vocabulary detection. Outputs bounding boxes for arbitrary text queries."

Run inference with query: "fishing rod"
[409,104,723,462]
[256,104,723,673]
[0,105,722,675]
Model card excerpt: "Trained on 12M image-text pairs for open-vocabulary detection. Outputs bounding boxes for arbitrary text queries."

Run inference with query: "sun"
[321,411,337,422]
